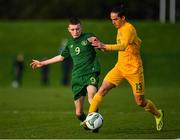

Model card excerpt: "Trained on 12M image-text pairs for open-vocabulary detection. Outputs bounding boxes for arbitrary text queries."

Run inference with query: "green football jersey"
[61,33,100,78]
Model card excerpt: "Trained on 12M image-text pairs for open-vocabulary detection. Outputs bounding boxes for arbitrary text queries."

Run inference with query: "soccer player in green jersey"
[30,18,100,132]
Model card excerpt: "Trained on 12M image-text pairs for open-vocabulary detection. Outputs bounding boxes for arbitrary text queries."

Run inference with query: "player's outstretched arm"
[30,55,64,69]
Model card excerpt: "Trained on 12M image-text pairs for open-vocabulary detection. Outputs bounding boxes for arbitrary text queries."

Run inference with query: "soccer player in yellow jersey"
[81,5,164,131]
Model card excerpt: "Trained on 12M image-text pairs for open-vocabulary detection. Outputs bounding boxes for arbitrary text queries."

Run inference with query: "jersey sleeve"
[105,25,135,51]
[60,44,70,59]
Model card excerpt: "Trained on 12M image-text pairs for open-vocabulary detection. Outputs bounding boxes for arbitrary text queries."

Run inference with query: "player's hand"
[30,59,44,69]
[88,37,100,46]
[88,37,105,49]
[95,42,105,49]
[88,37,99,44]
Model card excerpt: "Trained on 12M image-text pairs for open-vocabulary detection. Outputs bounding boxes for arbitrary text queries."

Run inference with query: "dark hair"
[111,4,126,18]
[69,17,81,25]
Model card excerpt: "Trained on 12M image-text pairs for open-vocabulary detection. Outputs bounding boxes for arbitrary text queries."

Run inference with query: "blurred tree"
[0,0,179,20]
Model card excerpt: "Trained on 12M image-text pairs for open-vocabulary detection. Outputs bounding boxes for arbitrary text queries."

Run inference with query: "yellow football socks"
[144,99,160,117]
[89,93,103,113]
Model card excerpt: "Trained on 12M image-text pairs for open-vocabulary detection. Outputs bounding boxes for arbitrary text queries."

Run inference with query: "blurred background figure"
[61,57,72,86]
[12,53,24,88]
[59,39,72,86]
[41,58,50,86]
[41,64,50,86]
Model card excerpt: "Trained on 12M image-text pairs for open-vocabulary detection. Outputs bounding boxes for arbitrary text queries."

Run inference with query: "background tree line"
[0,0,179,20]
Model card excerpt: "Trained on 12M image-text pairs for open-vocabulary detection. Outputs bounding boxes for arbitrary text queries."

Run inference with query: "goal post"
[159,0,166,23]
[169,0,176,23]
[159,0,176,23]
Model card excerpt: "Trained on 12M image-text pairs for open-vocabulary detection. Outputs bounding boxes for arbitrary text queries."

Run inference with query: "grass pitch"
[0,86,180,139]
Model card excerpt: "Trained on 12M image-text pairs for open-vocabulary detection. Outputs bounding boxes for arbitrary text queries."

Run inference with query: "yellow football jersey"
[105,22,143,74]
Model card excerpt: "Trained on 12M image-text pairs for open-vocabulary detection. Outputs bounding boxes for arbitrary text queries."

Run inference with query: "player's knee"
[98,87,108,96]
[98,81,115,96]
[135,95,146,107]
[136,99,146,107]
[136,100,143,107]
[99,84,112,96]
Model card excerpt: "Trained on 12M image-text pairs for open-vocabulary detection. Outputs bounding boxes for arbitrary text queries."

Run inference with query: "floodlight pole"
[159,0,166,23]
[169,0,176,23]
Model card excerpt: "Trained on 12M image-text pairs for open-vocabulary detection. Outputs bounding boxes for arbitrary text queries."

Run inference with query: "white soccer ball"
[85,112,103,130]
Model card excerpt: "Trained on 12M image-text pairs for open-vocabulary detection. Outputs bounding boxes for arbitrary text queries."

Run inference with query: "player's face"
[68,24,82,38]
[110,12,125,28]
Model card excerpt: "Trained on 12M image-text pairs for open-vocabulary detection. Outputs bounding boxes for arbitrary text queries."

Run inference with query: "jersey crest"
[81,40,88,46]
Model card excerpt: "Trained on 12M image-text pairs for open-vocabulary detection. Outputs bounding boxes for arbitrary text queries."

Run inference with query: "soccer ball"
[85,112,103,130]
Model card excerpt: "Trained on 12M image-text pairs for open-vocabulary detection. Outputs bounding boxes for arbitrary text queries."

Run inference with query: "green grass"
[0,86,180,139]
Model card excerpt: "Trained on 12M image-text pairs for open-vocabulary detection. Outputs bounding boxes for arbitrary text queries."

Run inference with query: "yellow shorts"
[104,66,144,95]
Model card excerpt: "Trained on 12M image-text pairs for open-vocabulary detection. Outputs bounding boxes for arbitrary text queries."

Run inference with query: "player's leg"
[134,95,164,131]
[85,73,100,112]
[71,76,87,122]
[86,85,100,133]
[83,73,100,132]
[86,73,99,104]
[134,94,160,116]
[88,80,115,112]
[126,70,164,131]
[140,95,164,131]
[74,96,86,122]
[81,67,123,130]
[75,95,91,131]
[80,81,114,131]
[86,85,97,104]
[89,67,123,113]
